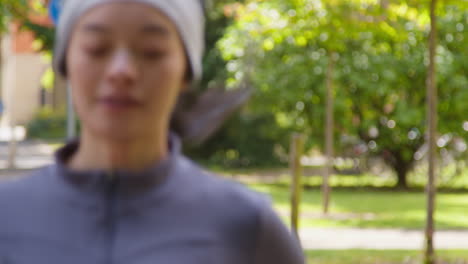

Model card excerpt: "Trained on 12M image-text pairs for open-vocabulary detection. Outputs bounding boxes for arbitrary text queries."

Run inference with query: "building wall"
[1,21,50,126]
[10,55,48,125]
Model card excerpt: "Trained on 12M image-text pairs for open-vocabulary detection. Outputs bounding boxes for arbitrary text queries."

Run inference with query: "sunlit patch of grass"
[305,250,468,264]
[249,184,468,229]
[47,142,65,151]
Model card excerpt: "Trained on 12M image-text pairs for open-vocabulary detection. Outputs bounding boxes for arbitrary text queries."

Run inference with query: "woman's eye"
[85,46,109,57]
[142,50,165,59]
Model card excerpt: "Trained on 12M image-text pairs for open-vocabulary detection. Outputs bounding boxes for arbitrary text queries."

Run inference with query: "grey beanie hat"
[53,0,205,81]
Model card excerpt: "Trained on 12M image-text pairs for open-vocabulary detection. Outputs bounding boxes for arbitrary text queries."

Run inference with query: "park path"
[0,140,55,173]
[2,140,468,250]
[299,227,468,250]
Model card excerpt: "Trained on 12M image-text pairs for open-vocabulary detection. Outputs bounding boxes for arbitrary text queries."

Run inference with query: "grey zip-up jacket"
[0,136,304,264]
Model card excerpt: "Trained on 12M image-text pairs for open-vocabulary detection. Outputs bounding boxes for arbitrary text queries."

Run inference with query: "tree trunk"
[322,52,335,214]
[425,0,438,263]
[290,133,304,242]
[385,150,413,189]
[0,35,3,100]
[395,164,409,189]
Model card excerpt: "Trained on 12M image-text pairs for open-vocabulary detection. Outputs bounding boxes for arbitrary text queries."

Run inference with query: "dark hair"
[170,86,251,145]
[169,0,253,144]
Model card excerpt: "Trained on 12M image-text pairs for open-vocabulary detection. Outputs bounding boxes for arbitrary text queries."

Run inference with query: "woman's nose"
[106,48,138,86]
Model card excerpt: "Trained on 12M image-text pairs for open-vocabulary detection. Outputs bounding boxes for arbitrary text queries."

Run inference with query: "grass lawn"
[249,184,468,229]
[305,250,468,264]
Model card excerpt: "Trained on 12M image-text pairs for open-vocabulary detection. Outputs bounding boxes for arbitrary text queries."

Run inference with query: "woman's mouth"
[99,96,142,111]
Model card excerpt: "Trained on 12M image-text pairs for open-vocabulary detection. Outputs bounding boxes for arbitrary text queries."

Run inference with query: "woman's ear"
[181,63,193,93]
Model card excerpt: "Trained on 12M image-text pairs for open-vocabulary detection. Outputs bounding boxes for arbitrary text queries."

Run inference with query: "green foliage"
[219,0,468,186]
[26,107,67,140]
[21,21,55,52]
[187,113,289,168]
[0,0,28,32]
[0,0,55,51]
[187,0,289,168]
[200,0,248,89]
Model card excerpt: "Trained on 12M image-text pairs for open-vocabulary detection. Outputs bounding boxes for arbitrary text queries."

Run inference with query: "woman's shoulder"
[0,167,54,232]
[0,166,53,205]
[175,158,305,263]
[176,156,271,211]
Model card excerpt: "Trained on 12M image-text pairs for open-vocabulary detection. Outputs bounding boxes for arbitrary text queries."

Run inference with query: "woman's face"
[67,2,188,140]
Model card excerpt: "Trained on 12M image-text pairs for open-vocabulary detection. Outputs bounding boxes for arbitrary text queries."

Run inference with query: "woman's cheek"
[70,72,99,117]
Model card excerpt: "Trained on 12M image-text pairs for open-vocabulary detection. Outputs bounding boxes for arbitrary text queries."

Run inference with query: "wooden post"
[323,52,335,214]
[425,0,438,263]
[290,133,305,240]
[7,124,17,169]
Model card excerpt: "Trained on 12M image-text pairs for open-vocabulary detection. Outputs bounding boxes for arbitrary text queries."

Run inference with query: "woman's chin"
[87,123,147,142]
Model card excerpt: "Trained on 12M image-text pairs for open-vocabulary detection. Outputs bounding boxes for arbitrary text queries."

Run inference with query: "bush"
[185,112,290,168]
[26,107,67,140]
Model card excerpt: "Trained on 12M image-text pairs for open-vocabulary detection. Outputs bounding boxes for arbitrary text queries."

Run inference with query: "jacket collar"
[54,134,181,196]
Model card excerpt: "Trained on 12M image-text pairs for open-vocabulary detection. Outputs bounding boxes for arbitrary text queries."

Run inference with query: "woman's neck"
[69,129,169,171]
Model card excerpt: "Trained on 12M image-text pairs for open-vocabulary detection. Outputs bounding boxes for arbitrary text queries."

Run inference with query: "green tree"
[0,0,54,51]
[219,0,467,187]
[186,0,291,168]
[0,0,28,31]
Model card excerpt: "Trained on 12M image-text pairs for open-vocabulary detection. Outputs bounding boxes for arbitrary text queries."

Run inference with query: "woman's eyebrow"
[141,24,170,36]
[81,23,110,35]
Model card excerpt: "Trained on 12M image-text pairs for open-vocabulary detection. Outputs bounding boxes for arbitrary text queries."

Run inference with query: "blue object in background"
[48,0,64,26]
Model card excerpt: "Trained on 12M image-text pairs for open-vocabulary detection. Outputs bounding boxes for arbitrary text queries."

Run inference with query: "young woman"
[0,1,304,263]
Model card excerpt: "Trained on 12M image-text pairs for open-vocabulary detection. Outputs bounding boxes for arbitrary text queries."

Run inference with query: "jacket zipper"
[106,171,118,264]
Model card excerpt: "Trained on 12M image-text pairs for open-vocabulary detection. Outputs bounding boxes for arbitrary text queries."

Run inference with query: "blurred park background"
[0,0,467,263]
